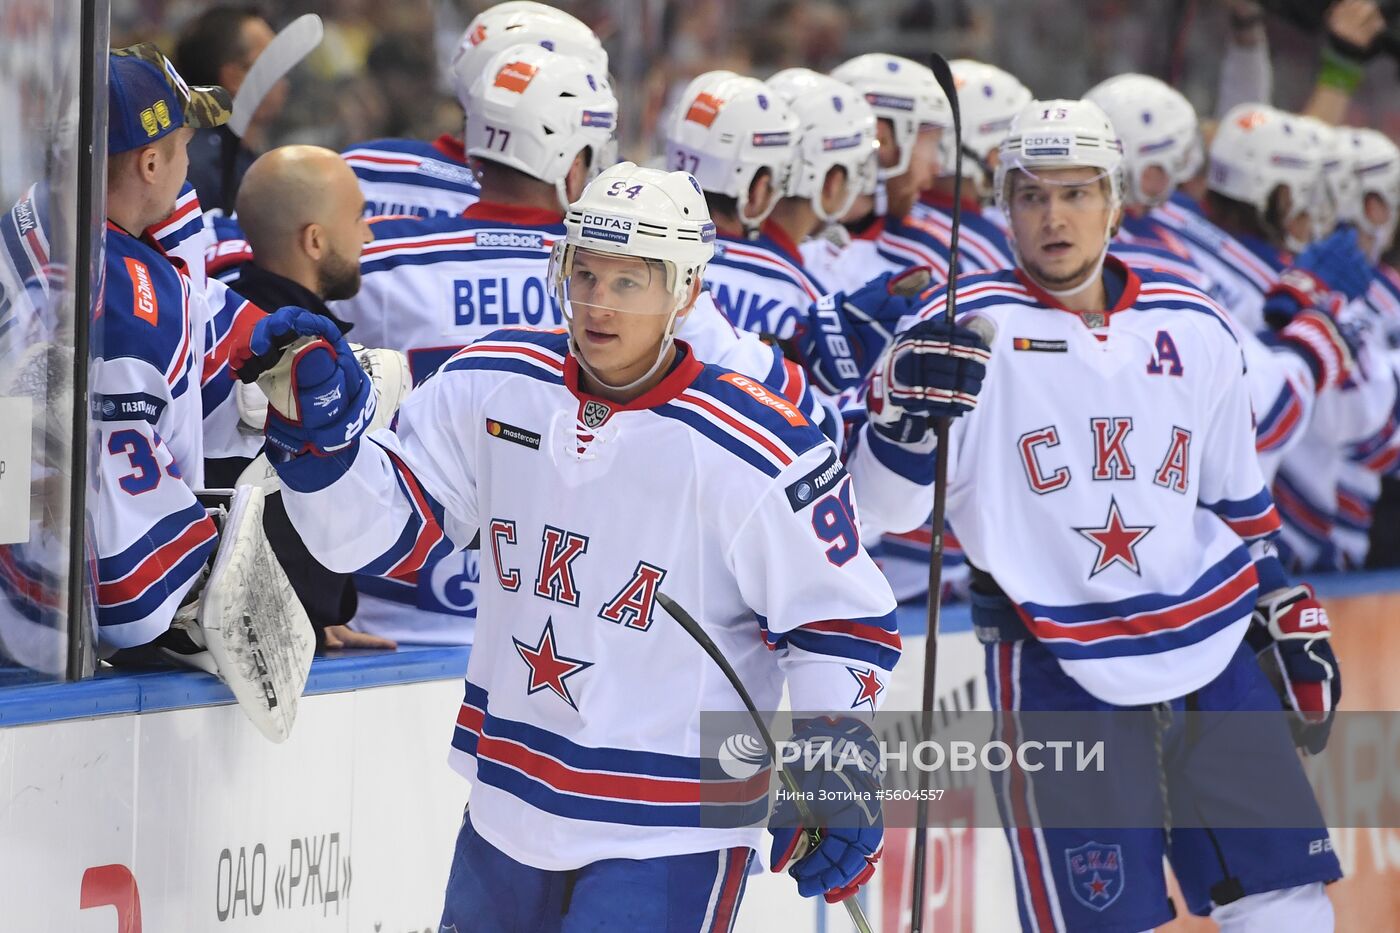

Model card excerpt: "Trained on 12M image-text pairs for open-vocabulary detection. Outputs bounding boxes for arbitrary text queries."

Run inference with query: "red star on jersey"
[1074,497,1154,578]
[514,619,592,710]
[1085,872,1112,900]
[848,666,885,712]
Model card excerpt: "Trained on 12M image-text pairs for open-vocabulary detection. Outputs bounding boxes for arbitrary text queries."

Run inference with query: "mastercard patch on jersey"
[486,417,541,451]
[124,257,159,324]
[718,372,806,426]
[494,61,538,94]
[1012,337,1067,352]
[785,447,847,511]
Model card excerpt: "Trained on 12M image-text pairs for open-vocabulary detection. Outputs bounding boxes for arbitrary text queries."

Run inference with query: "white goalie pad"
[197,484,316,743]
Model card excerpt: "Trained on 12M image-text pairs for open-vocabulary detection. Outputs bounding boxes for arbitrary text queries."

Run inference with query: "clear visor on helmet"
[1003,163,1117,209]
[548,244,682,318]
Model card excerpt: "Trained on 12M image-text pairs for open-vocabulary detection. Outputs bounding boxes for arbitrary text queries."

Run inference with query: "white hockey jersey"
[95,224,217,651]
[704,224,825,340]
[342,135,480,219]
[147,183,265,464]
[276,329,900,869]
[851,262,1281,705]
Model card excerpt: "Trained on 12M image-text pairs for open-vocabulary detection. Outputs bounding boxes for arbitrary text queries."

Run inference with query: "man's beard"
[318,248,362,302]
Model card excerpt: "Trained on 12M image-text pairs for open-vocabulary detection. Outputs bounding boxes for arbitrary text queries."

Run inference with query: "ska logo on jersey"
[1074,497,1154,578]
[486,417,541,451]
[514,618,592,710]
[581,399,611,429]
[1065,842,1124,911]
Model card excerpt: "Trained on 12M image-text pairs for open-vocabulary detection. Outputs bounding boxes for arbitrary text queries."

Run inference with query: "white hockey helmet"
[1300,117,1361,240]
[948,59,1032,192]
[550,162,716,390]
[994,98,1125,215]
[664,71,798,228]
[768,67,880,221]
[450,1,608,109]
[830,53,952,180]
[1349,127,1400,259]
[995,99,1125,298]
[1209,104,1321,249]
[465,44,618,211]
[1084,73,1200,208]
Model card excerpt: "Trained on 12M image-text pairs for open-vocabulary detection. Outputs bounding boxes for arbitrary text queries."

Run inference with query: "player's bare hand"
[323,624,397,651]
[1327,0,1385,51]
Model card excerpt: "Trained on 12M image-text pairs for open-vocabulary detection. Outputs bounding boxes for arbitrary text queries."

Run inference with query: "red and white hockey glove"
[1247,584,1342,755]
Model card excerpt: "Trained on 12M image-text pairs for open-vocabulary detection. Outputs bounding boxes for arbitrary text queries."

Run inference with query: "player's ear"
[138,145,161,185]
[746,169,773,221]
[565,151,590,203]
[821,166,848,210]
[301,222,325,261]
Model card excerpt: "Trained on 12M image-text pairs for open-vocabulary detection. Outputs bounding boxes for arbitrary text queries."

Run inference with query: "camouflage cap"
[109,42,232,153]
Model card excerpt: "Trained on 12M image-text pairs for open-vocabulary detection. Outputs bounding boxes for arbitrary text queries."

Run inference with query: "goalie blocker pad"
[198,484,316,742]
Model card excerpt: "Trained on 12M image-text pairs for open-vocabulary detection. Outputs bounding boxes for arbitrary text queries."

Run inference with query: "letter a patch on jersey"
[1146,330,1184,376]
[599,561,667,631]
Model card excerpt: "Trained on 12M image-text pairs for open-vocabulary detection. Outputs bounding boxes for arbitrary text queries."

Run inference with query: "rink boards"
[2,576,1399,932]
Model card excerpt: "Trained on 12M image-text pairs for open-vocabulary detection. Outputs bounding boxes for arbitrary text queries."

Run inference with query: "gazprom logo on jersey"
[475,230,545,250]
[1024,133,1073,157]
[864,92,915,112]
[580,212,632,244]
[785,448,847,511]
[98,392,166,424]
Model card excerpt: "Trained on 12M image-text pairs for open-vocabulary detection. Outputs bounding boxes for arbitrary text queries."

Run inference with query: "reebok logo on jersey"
[719,373,806,427]
[494,61,538,94]
[476,230,545,250]
[785,448,847,512]
[487,418,541,451]
[12,197,36,236]
[124,257,158,324]
[685,92,725,127]
[1013,337,1068,352]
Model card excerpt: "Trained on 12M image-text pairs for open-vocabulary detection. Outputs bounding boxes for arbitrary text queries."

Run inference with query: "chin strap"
[568,305,684,396]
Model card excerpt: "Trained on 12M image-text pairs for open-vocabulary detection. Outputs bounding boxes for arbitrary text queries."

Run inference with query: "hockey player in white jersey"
[854,99,1341,932]
[667,69,922,396]
[803,54,956,295]
[342,1,606,218]
[1087,76,1359,480]
[238,163,965,929]
[331,44,613,645]
[915,59,1031,272]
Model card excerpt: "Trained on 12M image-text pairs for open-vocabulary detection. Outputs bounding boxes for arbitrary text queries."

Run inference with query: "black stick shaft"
[656,592,874,933]
[910,51,964,933]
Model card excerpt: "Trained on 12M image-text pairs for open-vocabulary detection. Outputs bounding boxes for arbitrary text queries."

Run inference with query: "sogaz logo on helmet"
[1024,133,1073,157]
[580,212,632,244]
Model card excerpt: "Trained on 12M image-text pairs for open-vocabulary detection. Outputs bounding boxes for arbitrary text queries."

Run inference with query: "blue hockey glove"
[866,316,989,445]
[1263,227,1372,329]
[769,717,884,903]
[240,307,376,458]
[800,267,933,394]
[1246,584,1341,755]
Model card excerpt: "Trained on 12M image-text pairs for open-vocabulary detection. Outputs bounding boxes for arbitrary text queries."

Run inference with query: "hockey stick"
[909,52,963,933]
[219,13,325,211]
[655,592,875,933]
